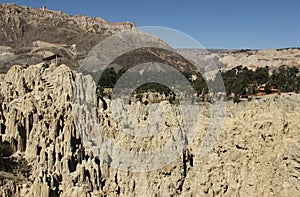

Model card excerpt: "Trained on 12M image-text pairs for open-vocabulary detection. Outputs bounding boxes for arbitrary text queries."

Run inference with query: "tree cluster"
[221,65,300,97]
[97,65,300,102]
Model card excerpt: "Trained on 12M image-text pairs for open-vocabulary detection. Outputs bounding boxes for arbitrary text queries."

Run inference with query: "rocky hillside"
[179,48,300,70]
[218,48,300,69]
[0,63,299,196]
[0,3,135,72]
[0,4,203,76]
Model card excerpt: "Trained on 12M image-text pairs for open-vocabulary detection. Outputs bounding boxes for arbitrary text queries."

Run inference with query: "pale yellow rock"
[0,64,299,196]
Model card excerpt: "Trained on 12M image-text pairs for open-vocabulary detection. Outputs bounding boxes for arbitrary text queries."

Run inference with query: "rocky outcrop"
[0,63,299,196]
[0,3,135,72]
[219,48,300,69]
[179,48,300,70]
[0,3,135,47]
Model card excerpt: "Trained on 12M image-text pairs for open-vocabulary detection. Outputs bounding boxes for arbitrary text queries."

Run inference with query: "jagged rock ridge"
[0,64,299,196]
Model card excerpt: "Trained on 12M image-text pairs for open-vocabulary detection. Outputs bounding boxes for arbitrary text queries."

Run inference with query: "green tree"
[254,66,270,85]
[98,67,119,88]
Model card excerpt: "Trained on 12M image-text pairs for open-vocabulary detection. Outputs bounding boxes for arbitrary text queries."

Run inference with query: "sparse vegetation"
[0,141,31,178]
[134,82,172,95]
[0,141,13,158]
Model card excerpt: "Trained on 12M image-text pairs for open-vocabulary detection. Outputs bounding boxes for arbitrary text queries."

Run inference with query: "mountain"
[0,3,135,72]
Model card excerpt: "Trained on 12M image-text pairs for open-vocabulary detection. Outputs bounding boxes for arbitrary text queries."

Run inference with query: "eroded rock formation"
[0,63,299,196]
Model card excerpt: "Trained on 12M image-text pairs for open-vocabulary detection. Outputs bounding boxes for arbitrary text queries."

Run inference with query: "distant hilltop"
[0,3,136,72]
[0,3,136,42]
[178,47,300,70]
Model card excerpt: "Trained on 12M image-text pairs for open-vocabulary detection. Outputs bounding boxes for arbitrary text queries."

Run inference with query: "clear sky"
[1,0,300,49]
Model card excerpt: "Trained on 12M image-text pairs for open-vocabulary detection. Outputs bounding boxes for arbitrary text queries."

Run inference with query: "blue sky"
[1,0,300,49]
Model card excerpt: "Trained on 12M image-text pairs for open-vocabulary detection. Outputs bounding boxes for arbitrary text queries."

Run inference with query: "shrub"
[0,141,13,158]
